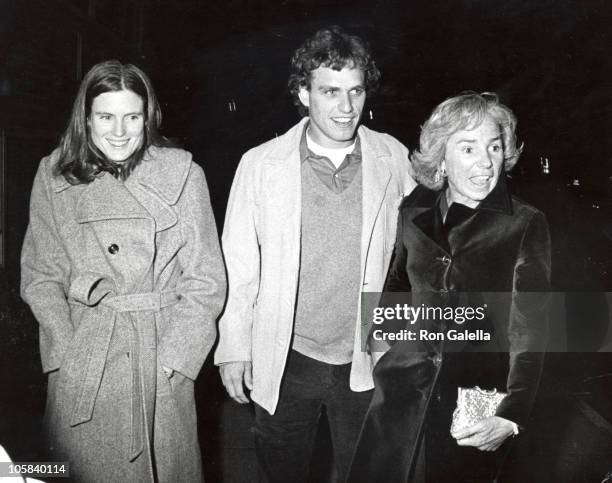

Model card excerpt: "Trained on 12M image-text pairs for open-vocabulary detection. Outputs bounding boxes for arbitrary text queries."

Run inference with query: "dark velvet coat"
[348,178,551,482]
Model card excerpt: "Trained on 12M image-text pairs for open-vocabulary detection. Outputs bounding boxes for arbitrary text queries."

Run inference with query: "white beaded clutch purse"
[450,386,507,433]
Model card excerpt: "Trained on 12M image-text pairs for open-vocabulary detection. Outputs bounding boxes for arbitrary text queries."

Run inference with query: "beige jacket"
[214,118,416,414]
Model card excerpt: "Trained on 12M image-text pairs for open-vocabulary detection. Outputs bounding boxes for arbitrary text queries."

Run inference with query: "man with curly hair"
[215,26,415,482]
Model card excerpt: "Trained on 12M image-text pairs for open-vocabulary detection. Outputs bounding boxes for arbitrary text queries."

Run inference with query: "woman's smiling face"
[442,115,504,208]
[88,89,145,162]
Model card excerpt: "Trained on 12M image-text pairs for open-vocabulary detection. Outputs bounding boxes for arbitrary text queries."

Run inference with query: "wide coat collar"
[51,147,191,232]
[411,176,514,254]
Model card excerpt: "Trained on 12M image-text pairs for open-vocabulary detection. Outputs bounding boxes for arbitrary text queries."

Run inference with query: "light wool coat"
[214,118,416,414]
[21,147,226,482]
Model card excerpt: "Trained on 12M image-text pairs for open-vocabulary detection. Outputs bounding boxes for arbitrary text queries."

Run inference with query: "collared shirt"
[299,125,362,193]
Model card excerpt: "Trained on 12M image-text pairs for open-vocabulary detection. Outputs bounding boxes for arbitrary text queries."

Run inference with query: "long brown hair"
[54,60,171,183]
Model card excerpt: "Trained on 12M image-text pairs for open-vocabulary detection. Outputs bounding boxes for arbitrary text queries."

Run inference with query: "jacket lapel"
[360,126,391,236]
[412,201,451,255]
[75,172,151,223]
[126,183,178,232]
[263,119,306,225]
[410,177,513,255]
[125,148,191,232]
[445,177,513,254]
[74,147,191,232]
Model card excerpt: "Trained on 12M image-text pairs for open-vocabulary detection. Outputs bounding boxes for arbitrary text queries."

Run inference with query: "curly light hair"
[411,92,523,190]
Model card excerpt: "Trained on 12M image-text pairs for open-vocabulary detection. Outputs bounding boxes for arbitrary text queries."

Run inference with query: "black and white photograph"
[0,1,611,482]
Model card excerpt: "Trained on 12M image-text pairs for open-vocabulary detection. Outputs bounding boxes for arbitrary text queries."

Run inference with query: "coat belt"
[102,291,180,312]
[67,274,179,461]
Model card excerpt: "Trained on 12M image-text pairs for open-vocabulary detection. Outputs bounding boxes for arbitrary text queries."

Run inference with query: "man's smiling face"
[298,66,366,148]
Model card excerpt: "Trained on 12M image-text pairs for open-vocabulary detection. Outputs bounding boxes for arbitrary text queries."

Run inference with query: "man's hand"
[451,416,515,451]
[220,361,253,404]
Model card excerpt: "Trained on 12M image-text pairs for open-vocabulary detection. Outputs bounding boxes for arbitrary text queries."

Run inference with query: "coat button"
[108,243,119,255]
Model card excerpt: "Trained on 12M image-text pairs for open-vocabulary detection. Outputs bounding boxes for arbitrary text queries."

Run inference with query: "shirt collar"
[299,122,362,165]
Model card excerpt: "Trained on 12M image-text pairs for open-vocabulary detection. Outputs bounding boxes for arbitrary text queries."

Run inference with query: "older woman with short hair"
[413,92,522,191]
[349,92,551,482]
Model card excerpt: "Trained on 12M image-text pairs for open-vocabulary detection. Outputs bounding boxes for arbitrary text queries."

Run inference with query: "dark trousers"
[253,350,372,483]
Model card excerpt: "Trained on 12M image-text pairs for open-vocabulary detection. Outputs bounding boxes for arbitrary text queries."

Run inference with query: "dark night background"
[0,0,610,481]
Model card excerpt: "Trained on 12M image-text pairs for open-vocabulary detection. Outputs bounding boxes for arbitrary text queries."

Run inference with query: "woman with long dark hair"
[21,60,226,481]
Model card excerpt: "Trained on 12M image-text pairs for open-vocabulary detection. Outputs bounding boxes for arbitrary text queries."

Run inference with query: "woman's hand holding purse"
[452,415,516,451]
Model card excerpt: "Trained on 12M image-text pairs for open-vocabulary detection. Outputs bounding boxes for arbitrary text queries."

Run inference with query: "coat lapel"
[263,119,306,225]
[126,183,178,232]
[410,177,513,256]
[445,177,513,255]
[127,147,191,231]
[75,172,151,223]
[135,147,191,206]
[412,202,451,255]
[360,126,392,235]
[74,147,191,232]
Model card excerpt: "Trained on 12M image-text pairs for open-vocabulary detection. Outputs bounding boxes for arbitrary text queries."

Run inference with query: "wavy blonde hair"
[411,92,523,190]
